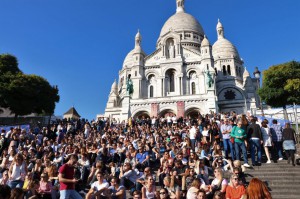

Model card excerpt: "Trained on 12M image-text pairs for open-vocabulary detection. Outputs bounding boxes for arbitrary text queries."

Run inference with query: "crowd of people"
[0,111,297,199]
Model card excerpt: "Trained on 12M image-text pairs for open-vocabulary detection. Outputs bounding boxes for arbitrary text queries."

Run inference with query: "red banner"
[177,101,185,118]
[151,103,159,117]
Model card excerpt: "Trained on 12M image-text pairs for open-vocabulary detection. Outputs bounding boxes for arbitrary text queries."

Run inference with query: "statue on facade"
[206,71,214,88]
[168,43,175,58]
[126,74,134,95]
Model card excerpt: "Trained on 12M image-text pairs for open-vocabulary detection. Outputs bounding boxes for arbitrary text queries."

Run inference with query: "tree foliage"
[0,54,59,117]
[258,61,300,108]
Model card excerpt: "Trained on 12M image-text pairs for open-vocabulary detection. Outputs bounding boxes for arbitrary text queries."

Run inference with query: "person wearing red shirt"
[58,154,81,199]
[225,174,245,199]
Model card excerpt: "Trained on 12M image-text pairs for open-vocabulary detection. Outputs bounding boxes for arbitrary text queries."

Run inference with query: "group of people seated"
[0,111,296,199]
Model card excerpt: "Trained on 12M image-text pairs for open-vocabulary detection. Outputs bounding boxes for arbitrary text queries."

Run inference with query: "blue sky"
[0,0,299,120]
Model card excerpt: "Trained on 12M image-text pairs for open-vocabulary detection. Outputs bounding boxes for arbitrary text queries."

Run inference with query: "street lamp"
[253,67,264,116]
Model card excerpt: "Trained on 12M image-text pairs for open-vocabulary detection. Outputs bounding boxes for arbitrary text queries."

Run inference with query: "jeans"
[60,190,82,199]
[250,139,262,164]
[190,139,196,151]
[273,141,283,159]
[223,139,235,159]
[235,142,248,164]
[8,180,23,189]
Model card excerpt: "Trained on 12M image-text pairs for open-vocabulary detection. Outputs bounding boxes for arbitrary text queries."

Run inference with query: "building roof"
[63,107,80,118]
[159,12,204,38]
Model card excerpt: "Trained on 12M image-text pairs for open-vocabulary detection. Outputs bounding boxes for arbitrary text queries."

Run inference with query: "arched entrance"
[185,108,201,119]
[133,111,150,119]
[159,109,176,118]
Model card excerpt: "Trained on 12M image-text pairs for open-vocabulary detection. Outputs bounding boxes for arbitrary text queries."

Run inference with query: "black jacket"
[247,123,263,140]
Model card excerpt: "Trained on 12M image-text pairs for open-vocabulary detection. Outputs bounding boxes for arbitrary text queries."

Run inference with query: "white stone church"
[104,0,259,122]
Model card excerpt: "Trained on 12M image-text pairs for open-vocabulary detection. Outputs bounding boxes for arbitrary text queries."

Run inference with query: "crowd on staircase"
[0,111,297,199]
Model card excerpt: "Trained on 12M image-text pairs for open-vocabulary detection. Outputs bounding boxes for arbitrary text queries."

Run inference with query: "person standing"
[270,119,283,161]
[189,124,197,151]
[58,154,81,199]
[282,123,297,166]
[230,121,250,167]
[247,118,263,166]
[261,121,272,164]
[220,119,234,160]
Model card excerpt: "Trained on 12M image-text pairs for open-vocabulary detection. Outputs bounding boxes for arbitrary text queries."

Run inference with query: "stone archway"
[133,111,150,119]
[159,109,176,118]
[185,108,201,119]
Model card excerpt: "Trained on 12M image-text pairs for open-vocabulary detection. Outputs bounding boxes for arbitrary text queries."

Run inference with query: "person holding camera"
[207,168,227,199]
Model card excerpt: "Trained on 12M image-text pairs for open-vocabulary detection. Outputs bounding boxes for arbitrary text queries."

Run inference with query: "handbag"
[230,126,236,144]
[230,137,235,144]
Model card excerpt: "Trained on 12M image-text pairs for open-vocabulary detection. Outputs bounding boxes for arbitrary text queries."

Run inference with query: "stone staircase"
[245,158,300,199]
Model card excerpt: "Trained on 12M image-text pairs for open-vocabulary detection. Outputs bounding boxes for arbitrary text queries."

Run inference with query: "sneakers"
[266,160,271,164]
[278,158,283,161]
[243,163,251,168]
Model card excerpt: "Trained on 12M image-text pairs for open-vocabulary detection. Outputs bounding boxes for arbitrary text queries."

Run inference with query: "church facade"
[104,0,258,122]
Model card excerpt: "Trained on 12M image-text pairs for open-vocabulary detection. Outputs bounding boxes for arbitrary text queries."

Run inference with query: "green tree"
[258,61,300,118]
[0,54,59,118]
[0,54,21,74]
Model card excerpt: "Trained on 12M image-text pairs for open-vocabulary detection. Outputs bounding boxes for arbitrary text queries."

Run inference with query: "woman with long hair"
[242,178,272,199]
[8,154,27,189]
[141,175,156,199]
[163,176,180,199]
[261,121,272,164]
[207,168,227,199]
[37,173,52,199]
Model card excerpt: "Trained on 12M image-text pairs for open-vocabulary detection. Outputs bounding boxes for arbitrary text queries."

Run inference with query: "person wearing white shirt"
[86,172,109,199]
[167,115,172,127]
[220,119,234,159]
[189,124,197,150]
[172,115,177,125]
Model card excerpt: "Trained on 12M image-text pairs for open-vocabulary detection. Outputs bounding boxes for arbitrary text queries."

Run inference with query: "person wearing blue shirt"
[135,146,149,168]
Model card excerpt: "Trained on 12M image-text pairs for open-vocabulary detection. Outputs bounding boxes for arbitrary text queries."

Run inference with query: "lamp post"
[253,67,264,116]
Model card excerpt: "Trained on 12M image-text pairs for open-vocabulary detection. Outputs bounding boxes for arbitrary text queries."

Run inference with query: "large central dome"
[159,12,204,37]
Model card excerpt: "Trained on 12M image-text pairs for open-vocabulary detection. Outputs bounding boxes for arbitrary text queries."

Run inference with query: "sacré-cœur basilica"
[104,0,259,122]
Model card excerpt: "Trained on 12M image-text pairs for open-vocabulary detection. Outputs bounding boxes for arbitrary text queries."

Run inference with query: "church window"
[235,67,238,76]
[239,67,242,76]
[227,65,231,75]
[207,64,209,70]
[214,67,218,76]
[223,65,227,76]
[224,90,236,100]
[191,82,196,95]
[135,71,137,76]
[205,49,207,53]
[170,73,175,92]
[150,86,154,98]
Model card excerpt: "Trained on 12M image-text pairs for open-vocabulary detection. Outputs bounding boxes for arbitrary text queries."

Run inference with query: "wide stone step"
[245,170,300,176]
[245,166,300,171]
[272,194,299,199]
[269,189,300,194]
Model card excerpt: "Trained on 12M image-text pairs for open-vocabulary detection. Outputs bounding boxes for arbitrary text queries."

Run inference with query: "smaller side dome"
[213,19,240,59]
[201,35,210,46]
[111,79,118,93]
[212,38,240,59]
[122,30,146,69]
